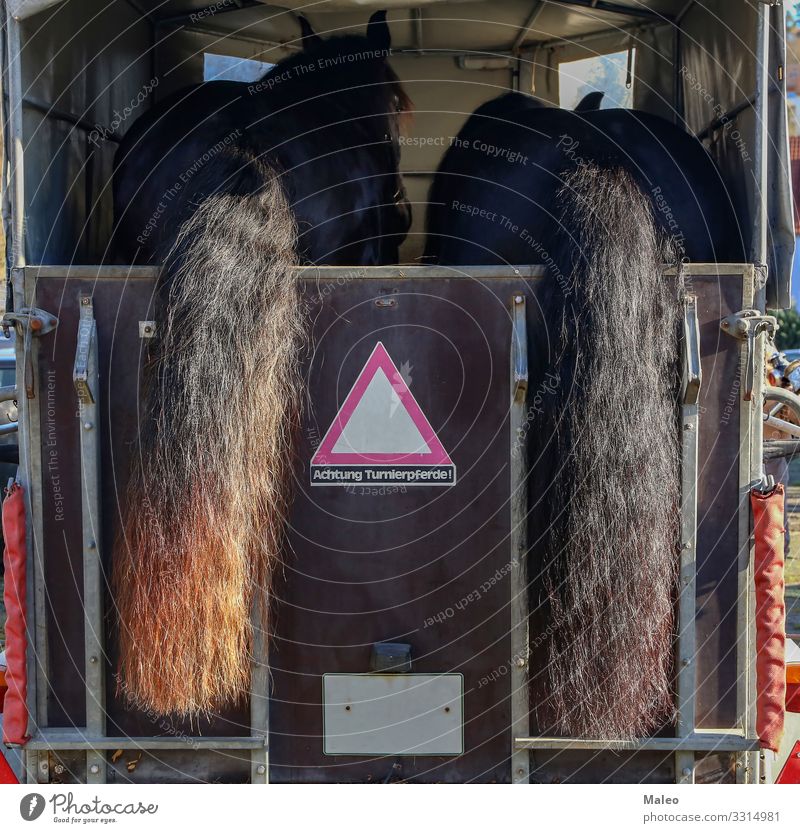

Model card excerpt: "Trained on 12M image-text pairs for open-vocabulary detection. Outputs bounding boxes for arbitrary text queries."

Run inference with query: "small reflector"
[787,664,800,685]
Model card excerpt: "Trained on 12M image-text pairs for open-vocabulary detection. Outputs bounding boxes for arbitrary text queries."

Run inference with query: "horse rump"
[113,152,304,716]
[532,163,683,740]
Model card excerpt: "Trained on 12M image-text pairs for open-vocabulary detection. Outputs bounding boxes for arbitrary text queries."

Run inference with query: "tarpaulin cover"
[2,483,28,745]
[751,485,786,753]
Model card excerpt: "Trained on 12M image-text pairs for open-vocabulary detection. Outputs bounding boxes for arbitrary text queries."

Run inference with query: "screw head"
[256,764,266,775]
[89,764,100,775]
[89,655,98,664]
[83,421,93,431]
[514,295,524,304]
[515,657,526,668]
[682,767,692,777]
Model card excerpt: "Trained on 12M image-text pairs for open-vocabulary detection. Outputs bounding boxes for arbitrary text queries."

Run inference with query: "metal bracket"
[720,309,777,401]
[509,292,529,784]
[71,294,106,784]
[2,306,58,337]
[682,295,702,406]
[138,320,157,339]
[3,306,59,399]
[73,298,97,405]
[511,294,528,404]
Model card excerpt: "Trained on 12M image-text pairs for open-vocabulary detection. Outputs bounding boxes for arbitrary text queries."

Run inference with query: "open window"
[203,54,274,82]
[558,48,636,110]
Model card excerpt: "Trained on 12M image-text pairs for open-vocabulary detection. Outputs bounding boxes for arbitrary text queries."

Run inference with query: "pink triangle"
[311,342,453,466]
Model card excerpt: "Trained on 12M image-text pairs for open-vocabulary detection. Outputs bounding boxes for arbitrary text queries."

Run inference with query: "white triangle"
[331,368,432,455]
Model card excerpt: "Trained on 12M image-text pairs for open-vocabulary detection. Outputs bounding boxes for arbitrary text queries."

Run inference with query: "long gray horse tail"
[533,162,683,739]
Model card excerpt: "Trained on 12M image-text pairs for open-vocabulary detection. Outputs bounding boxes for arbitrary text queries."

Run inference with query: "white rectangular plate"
[323,673,464,756]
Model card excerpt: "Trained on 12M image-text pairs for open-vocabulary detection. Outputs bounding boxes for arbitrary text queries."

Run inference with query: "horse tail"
[534,163,682,739]
[113,152,303,716]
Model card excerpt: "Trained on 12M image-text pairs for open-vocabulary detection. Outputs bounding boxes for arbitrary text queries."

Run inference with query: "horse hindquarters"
[533,164,682,739]
[113,153,303,716]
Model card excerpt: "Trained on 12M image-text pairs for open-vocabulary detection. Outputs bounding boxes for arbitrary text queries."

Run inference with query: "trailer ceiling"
[132,1,684,52]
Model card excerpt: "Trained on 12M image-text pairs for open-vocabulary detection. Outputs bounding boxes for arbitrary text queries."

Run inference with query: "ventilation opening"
[558,48,636,110]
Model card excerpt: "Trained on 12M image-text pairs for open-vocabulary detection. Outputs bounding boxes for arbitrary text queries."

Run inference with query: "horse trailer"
[1,0,799,785]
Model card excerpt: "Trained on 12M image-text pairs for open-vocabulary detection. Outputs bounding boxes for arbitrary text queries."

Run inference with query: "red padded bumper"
[750,485,786,753]
[2,483,28,745]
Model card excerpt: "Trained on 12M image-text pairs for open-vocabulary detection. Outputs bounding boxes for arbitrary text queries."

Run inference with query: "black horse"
[426,92,744,740]
[111,12,411,716]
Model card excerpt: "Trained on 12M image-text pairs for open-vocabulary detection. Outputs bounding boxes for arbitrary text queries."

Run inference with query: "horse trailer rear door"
[13,262,760,783]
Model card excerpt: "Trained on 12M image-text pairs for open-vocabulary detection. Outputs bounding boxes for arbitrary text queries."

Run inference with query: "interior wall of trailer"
[11,0,790,296]
[17,0,152,264]
[681,0,794,307]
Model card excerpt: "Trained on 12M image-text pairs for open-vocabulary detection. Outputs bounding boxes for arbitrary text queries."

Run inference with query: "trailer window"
[203,54,274,82]
[558,49,635,110]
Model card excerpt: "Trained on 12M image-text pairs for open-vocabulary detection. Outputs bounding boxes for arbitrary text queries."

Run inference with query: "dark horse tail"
[114,152,303,716]
[534,163,682,739]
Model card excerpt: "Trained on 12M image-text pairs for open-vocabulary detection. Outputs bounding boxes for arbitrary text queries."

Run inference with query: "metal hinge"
[2,306,58,337]
[720,309,777,401]
[2,306,60,399]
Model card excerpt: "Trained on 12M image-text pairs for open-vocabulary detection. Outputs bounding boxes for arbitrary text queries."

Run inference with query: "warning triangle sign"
[311,342,456,486]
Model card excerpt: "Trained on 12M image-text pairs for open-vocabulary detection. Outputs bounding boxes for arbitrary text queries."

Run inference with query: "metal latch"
[2,306,59,338]
[2,306,59,399]
[720,309,777,401]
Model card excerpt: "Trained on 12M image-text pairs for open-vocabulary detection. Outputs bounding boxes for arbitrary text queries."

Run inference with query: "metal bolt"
[514,295,523,304]
[681,658,690,667]
[517,768,525,777]
[89,655,98,664]
[682,542,691,550]
[54,764,65,775]
[89,764,100,775]
[683,423,693,431]
[682,767,692,777]
[83,421,93,431]
[256,765,266,775]
[515,657,526,668]
[81,298,91,306]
